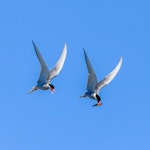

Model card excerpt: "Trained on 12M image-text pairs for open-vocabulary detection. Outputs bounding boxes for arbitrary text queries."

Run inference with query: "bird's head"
[49,84,55,93]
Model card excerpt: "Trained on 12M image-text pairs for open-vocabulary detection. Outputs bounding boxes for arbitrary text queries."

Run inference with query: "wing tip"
[63,43,67,53]
[83,48,86,54]
[119,56,123,66]
[32,40,37,50]
[83,48,87,59]
[120,56,123,61]
[32,40,35,46]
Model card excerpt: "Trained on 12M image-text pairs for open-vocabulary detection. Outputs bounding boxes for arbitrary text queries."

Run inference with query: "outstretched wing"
[95,57,122,93]
[32,41,49,84]
[83,49,97,92]
[47,44,67,83]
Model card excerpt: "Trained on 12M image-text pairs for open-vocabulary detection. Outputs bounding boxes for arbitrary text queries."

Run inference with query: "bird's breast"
[37,83,50,90]
[43,84,50,89]
[85,92,96,100]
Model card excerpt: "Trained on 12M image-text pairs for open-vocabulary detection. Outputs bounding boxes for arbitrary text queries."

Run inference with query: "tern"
[80,49,122,106]
[28,41,67,94]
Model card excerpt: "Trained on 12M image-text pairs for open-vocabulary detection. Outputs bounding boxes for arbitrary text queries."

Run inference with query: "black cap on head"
[49,84,55,89]
[96,94,101,101]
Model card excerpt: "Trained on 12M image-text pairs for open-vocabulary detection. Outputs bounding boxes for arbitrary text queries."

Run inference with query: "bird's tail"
[27,87,37,94]
[80,94,86,98]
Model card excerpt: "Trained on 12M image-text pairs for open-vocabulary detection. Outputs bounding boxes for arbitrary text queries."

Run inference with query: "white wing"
[47,44,67,82]
[95,57,122,93]
[32,41,49,84]
[84,49,97,92]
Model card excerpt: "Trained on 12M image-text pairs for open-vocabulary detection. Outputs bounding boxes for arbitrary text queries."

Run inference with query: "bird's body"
[28,41,67,94]
[81,49,122,106]
[82,91,97,100]
[36,83,50,90]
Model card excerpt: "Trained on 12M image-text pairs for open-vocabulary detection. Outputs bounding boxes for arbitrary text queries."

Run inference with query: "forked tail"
[27,87,37,94]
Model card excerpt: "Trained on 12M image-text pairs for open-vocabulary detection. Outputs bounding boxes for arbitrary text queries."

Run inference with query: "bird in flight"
[28,41,67,94]
[80,49,122,106]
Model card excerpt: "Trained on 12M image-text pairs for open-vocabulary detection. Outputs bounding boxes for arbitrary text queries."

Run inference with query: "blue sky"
[0,0,150,149]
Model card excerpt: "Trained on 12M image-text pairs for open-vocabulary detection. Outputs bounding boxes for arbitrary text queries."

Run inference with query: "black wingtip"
[83,48,87,57]
[83,48,86,53]
[32,41,38,50]
[32,40,35,46]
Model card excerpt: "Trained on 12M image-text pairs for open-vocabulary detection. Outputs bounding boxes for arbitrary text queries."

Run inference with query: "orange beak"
[50,88,55,94]
[93,102,102,107]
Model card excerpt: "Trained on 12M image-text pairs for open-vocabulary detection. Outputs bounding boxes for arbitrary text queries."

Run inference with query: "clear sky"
[0,0,150,150]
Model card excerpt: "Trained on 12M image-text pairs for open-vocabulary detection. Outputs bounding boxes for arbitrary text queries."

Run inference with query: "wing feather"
[47,44,67,82]
[83,49,97,92]
[95,57,122,93]
[32,41,49,84]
